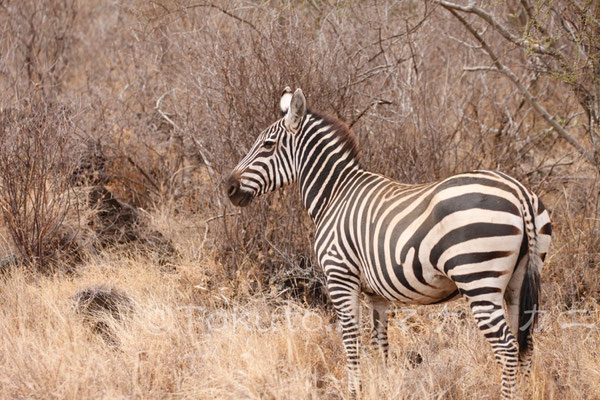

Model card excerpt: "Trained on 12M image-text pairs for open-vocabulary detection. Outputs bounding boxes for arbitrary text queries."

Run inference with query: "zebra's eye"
[263,139,276,149]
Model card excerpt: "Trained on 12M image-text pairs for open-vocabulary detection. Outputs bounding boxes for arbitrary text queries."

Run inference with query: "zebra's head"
[226,87,306,207]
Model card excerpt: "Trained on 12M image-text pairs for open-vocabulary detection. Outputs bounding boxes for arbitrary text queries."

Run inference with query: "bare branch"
[463,65,500,72]
[155,91,218,183]
[438,2,596,165]
[349,99,393,128]
[203,212,241,224]
[435,0,558,57]
[126,155,161,195]
[190,134,217,181]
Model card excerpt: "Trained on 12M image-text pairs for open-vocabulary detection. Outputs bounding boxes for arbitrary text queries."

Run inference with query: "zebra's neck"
[295,112,363,223]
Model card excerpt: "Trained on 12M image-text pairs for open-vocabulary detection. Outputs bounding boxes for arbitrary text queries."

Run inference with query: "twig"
[307,0,321,13]
[405,20,419,78]
[200,211,240,250]
[189,134,216,178]
[366,2,431,47]
[185,3,266,40]
[463,65,500,72]
[155,90,181,130]
[126,155,162,194]
[264,235,296,268]
[203,212,241,224]
[434,0,557,57]
[349,99,393,128]
[531,154,574,191]
[155,90,218,183]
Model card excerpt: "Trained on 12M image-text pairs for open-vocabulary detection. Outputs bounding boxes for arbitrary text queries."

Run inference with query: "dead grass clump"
[72,284,134,345]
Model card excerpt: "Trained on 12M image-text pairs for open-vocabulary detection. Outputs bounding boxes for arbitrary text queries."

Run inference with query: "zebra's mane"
[307,110,362,165]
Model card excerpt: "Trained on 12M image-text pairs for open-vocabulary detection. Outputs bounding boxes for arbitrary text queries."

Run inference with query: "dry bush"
[0,100,82,271]
[542,176,600,308]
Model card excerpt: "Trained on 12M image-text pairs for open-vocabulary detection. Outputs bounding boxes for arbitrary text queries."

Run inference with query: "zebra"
[226,87,552,399]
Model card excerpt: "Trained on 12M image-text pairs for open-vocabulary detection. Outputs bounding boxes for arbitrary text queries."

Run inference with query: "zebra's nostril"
[226,176,240,198]
[226,174,252,207]
[227,183,238,197]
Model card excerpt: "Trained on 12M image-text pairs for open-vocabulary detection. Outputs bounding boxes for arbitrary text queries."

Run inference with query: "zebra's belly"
[359,252,460,305]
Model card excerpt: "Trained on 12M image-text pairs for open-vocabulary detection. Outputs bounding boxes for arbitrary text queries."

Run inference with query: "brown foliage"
[0,0,598,305]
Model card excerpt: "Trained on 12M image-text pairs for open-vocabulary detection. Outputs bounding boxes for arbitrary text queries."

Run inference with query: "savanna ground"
[0,1,599,399]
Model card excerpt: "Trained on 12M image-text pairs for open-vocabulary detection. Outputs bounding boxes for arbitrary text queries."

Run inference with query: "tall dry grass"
[0,213,598,399]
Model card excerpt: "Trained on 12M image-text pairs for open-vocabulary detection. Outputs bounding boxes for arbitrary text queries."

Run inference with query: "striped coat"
[227,88,552,399]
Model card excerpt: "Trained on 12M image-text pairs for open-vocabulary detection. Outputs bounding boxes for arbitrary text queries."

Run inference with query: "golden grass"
[1,218,599,400]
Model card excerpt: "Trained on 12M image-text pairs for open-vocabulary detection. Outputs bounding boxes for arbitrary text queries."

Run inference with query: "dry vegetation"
[0,0,599,399]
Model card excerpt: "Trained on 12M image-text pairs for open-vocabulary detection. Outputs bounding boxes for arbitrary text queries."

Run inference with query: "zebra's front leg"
[365,294,390,362]
[329,282,362,398]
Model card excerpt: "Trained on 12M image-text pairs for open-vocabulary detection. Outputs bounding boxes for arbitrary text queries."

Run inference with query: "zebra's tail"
[517,201,542,357]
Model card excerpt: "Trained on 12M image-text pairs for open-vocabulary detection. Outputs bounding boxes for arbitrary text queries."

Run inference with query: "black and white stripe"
[227,88,552,399]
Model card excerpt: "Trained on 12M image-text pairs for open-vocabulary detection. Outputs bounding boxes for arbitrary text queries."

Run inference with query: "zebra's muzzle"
[226,174,253,207]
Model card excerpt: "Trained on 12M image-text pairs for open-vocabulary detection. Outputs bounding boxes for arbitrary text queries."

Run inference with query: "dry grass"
[0,210,599,400]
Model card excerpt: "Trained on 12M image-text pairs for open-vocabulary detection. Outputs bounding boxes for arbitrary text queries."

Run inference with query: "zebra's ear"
[280,86,293,115]
[285,88,306,133]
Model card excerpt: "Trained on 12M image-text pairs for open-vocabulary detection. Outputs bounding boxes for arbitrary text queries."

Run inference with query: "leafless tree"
[435,0,600,167]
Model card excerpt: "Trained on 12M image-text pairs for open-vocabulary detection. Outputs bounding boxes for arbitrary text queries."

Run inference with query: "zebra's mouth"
[226,174,254,207]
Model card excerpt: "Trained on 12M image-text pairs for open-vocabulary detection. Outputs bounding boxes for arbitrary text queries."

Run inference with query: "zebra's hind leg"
[365,294,390,362]
[504,257,534,378]
[517,335,534,378]
[467,295,519,400]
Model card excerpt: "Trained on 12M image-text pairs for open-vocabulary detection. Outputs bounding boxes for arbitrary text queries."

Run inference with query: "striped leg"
[330,283,361,398]
[468,296,519,400]
[366,294,390,361]
[518,335,534,377]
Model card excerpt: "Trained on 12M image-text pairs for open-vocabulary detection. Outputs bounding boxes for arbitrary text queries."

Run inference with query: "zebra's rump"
[321,170,545,305]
